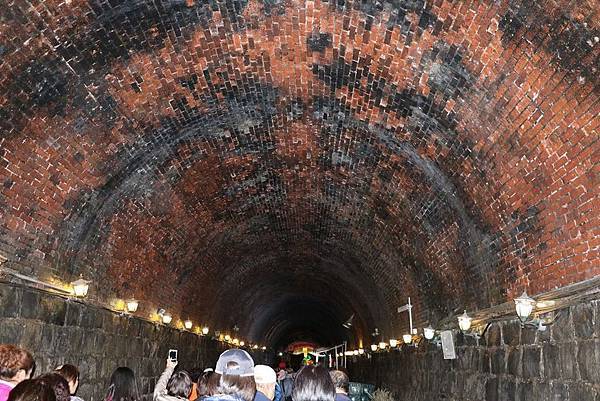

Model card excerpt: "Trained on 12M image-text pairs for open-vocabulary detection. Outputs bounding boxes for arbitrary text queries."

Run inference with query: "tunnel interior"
[0,0,598,355]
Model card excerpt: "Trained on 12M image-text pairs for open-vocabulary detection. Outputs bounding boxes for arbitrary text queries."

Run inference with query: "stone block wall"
[0,282,270,401]
[348,300,600,401]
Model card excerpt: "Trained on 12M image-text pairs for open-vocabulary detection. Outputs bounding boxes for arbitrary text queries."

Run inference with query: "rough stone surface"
[0,283,270,401]
[0,0,598,348]
[348,301,600,401]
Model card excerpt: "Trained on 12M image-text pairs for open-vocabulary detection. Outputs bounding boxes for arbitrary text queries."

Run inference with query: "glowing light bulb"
[162,314,173,325]
[402,334,412,344]
[370,344,378,352]
[184,320,193,330]
[202,327,209,335]
[358,348,365,355]
[378,342,387,349]
[389,339,398,348]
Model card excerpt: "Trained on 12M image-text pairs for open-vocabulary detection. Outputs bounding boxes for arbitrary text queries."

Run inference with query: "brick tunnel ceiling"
[0,0,598,349]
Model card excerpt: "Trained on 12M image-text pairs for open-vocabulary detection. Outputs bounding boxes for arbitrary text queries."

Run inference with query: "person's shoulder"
[334,394,352,401]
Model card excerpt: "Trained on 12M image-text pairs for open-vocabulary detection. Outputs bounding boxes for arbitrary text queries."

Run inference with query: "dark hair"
[8,379,56,401]
[0,345,35,379]
[197,371,215,398]
[55,364,79,384]
[328,370,349,393]
[36,373,70,401]
[188,368,204,383]
[167,370,192,398]
[105,367,139,401]
[215,373,255,401]
[292,366,335,401]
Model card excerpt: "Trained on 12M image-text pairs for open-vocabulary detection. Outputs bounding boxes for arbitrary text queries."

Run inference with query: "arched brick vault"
[0,0,598,349]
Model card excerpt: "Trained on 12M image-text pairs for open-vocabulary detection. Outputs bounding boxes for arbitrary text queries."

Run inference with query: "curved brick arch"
[0,0,597,348]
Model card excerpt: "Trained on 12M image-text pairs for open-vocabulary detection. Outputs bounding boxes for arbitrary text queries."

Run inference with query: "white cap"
[254,365,276,384]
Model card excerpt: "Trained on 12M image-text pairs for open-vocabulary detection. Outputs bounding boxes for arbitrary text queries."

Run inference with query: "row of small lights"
[33,274,543,350]
[70,278,268,350]
[344,291,542,355]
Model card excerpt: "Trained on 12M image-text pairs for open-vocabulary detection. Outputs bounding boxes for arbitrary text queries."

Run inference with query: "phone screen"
[168,350,178,361]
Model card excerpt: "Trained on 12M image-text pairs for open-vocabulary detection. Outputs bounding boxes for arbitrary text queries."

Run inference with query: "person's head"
[197,370,215,398]
[7,379,56,401]
[328,370,349,394]
[292,366,335,401]
[105,367,139,401]
[0,344,34,384]
[254,365,276,400]
[54,364,79,395]
[36,373,70,401]
[214,349,256,401]
[166,370,192,398]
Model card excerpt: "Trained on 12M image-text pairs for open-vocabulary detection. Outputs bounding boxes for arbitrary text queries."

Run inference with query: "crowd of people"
[0,345,354,401]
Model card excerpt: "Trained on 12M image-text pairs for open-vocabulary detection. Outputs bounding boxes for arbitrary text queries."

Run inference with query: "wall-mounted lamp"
[389,339,398,348]
[156,309,172,325]
[458,310,472,331]
[126,300,139,313]
[71,278,90,297]
[240,341,245,346]
[423,326,435,340]
[202,326,210,335]
[514,291,536,321]
[370,344,378,352]
[378,342,387,350]
[184,320,193,330]
[342,314,354,329]
[402,334,412,344]
[358,348,365,355]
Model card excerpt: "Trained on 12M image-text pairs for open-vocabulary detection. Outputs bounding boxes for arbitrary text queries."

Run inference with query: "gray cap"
[215,349,255,377]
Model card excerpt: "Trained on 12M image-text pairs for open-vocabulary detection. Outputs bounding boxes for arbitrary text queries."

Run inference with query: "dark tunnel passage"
[0,1,598,398]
